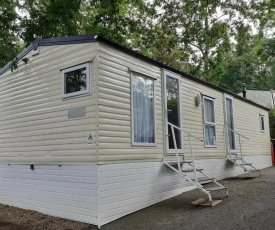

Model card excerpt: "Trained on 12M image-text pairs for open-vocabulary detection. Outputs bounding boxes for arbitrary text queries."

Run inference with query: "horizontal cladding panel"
[98,154,162,162]
[98,44,163,164]
[0,84,97,112]
[0,124,94,140]
[181,77,270,159]
[0,102,95,124]
[100,182,190,209]
[0,111,95,132]
[0,116,94,133]
[0,198,98,225]
[99,51,160,77]
[0,95,96,118]
[0,163,98,225]
[99,46,161,76]
[0,155,97,164]
[98,162,193,224]
[1,43,97,84]
[0,187,97,206]
[99,158,271,224]
[0,132,91,145]
[0,193,98,217]
[100,186,190,225]
[0,42,99,164]
[99,105,131,116]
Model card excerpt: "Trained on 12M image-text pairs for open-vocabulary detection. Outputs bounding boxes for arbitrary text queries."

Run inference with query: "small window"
[260,115,265,132]
[203,96,216,147]
[131,72,156,145]
[62,63,90,98]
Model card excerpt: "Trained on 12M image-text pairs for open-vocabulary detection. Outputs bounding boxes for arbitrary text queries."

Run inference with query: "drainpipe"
[242,84,246,98]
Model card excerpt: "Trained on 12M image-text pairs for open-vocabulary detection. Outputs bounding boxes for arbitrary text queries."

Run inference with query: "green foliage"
[1,0,275,95]
[269,108,275,139]
[0,0,20,68]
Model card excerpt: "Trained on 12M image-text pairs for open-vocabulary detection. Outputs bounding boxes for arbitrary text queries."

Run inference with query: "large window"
[203,96,216,147]
[131,72,156,145]
[62,63,90,98]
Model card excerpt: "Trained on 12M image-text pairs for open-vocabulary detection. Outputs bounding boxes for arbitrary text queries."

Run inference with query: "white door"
[224,95,236,151]
[163,70,183,154]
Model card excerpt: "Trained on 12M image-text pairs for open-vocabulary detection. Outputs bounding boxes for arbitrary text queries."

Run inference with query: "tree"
[0,0,20,68]
[19,0,82,44]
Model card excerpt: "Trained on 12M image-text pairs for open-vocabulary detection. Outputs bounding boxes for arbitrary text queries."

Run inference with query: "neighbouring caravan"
[237,88,275,109]
[0,35,271,227]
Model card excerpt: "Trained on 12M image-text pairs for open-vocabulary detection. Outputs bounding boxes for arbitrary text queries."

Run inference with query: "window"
[62,63,90,98]
[131,72,156,145]
[203,96,216,147]
[260,115,265,132]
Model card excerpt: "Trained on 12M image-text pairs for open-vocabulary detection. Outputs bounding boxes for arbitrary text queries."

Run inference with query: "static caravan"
[0,35,272,227]
[237,88,275,109]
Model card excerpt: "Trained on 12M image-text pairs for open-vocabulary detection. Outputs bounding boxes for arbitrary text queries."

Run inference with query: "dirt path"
[1,166,275,230]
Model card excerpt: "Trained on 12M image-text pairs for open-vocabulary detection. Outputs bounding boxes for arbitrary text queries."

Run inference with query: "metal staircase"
[164,122,228,204]
[225,126,261,177]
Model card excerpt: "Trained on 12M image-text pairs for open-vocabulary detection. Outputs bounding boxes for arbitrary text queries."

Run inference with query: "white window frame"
[224,94,237,153]
[62,63,90,98]
[163,70,183,154]
[260,115,265,132]
[131,71,157,146]
[203,96,217,148]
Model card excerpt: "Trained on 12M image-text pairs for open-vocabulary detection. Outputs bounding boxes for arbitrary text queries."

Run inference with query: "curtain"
[204,99,214,123]
[205,125,216,145]
[133,73,155,143]
[204,98,216,145]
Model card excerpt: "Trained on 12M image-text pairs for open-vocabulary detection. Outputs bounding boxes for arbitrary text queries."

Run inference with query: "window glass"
[62,63,90,98]
[132,73,155,144]
[205,125,216,146]
[65,67,87,94]
[203,97,216,147]
[260,115,265,131]
[204,99,215,123]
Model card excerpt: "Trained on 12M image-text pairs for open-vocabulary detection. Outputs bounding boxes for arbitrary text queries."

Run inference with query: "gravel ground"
[1,166,275,230]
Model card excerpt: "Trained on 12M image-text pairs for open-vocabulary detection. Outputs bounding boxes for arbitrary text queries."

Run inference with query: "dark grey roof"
[0,34,269,111]
[246,88,272,91]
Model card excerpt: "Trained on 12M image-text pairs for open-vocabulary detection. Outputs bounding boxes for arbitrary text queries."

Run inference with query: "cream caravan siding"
[97,44,163,163]
[233,98,270,156]
[180,77,226,158]
[238,90,273,108]
[181,77,270,159]
[0,43,99,163]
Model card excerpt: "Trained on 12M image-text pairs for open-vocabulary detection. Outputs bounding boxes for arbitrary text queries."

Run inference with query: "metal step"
[248,169,261,172]
[240,163,252,166]
[182,168,204,173]
[166,160,192,166]
[192,177,215,182]
[205,186,228,192]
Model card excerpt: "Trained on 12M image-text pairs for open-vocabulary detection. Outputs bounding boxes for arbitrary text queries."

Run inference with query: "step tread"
[192,177,215,182]
[248,169,260,172]
[205,186,228,192]
[166,160,193,165]
[182,168,203,172]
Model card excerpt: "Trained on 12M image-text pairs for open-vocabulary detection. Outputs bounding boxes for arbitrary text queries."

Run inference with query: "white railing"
[225,126,249,164]
[168,122,203,184]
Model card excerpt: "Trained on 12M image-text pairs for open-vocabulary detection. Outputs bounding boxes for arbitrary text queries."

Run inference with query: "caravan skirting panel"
[0,155,272,227]
[0,163,99,225]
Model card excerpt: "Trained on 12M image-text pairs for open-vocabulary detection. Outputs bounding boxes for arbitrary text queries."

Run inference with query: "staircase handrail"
[225,126,248,163]
[168,122,203,184]
[225,126,249,140]
[168,122,204,142]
